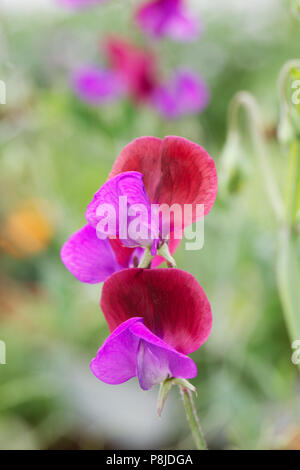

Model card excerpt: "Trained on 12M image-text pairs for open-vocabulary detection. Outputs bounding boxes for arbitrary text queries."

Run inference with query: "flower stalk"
[179,384,207,450]
[157,377,207,450]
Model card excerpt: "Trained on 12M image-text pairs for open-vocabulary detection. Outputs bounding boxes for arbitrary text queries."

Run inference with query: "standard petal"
[101,268,212,354]
[109,137,163,204]
[109,136,218,224]
[90,317,141,385]
[72,66,122,105]
[155,136,218,222]
[60,224,121,284]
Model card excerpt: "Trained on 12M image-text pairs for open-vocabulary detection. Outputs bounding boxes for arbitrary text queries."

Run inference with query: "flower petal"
[109,137,163,204]
[101,268,212,354]
[90,317,197,390]
[72,66,122,105]
[104,37,158,101]
[86,171,158,249]
[135,0,199,41]
[152,70,210,119]
[131,322,197,390]
[60,225,121,284]
[154,136,217,221]
[90,317,141,385]
[109,136,218,223]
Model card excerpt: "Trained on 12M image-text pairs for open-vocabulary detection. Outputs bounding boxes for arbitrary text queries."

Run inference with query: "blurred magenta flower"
[90,268,212,390]
[152,69,210,119]
[61,136,217,282]
[72,66,122,104]
[72,37,210,118]
[57,0,107,8]
[104,37,159,102]
[135,0,200,41]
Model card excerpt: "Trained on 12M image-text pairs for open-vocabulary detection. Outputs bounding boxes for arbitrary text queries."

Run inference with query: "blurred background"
[0,0,300,450]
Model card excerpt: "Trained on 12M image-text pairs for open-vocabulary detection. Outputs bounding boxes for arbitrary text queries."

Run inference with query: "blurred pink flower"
[135,0,200,41]
[72,38,210,118]
[72,66,123,104]
[152,69,210,119]
[104,37,159,102]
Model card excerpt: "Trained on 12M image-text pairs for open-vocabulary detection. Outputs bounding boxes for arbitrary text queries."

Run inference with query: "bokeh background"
[0,0,300,450]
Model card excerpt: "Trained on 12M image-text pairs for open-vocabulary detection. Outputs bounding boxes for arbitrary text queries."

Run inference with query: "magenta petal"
[136,0,199,41]
[163,9,199,41]
[72,66,122,105]
[131,322,197,390]
[152,70,210,119]
[90,317,197,390]
[90,318,141,385]
[86,172,158,249]
[60,225,121,284]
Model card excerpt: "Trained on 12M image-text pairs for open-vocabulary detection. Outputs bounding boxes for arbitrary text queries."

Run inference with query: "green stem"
[138,248,153,268]
[225,92,285,222]
[277,226,300,345]
[179,385,207,450]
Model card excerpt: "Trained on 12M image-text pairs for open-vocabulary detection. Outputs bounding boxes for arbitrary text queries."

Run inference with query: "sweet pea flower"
[152,69,210,119]
[72,66,123,105]
[104,38,159,102]
[135,0,200,41]
[61,135,217,282]
[90,268,212,390]
[72,37,210,118]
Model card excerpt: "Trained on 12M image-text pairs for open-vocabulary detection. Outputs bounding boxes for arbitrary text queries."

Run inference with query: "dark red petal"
[101,268,212,354]
[104,37,158,101]
[109,136,218,223]
[109,136,163,203]
[155,136,218,219]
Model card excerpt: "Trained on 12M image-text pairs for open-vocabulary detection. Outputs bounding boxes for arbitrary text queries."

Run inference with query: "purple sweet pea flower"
[135,0,200,41]
[60,172,155,284]
[152,69,210,119]
[72,66,123,105]
[91,268,212,390]
[61,136,217,283]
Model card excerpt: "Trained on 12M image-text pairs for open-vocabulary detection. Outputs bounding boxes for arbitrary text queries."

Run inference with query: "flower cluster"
[72,37,209,119]
[61,136,218,390]
[57,0,207,119]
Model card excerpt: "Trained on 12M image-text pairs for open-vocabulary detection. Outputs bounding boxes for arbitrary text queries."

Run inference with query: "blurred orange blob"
[283,429,300,450]
[0,200,54,258]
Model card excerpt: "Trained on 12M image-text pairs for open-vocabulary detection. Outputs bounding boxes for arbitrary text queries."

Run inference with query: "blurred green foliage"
[0,0,300,450]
